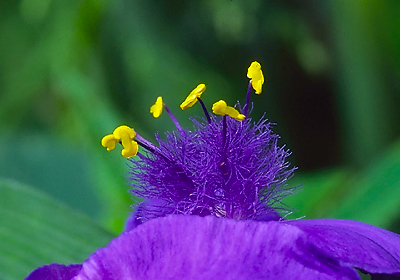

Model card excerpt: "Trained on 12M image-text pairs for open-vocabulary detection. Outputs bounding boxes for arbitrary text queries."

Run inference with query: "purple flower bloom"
[26,62,400,280]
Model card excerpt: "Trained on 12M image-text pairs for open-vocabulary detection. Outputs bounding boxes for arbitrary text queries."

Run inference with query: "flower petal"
[75,215,359,280]
[25,264,81,280]
[289,219,400,276]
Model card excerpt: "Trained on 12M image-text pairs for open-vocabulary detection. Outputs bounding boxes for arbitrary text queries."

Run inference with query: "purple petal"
[289,219,400,276]
[25,264,81,280]
[76,215,359,280]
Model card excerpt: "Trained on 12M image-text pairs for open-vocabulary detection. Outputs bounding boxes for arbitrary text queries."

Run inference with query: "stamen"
[163,104,185,134]
[101,125,139,158]
[149,96,184,134]
[180,84,206,110]
[101,134,118,151]
[196,97,211,124]
[212,100,245,121]
[150,96,163,118]
[247,61,264,95]
[135,133,161,154]
[243,81,253,117]
[113,125,135,139]
[113,126,139,158]
[132,132,171,162]
[220,115,231,218]
[121,140,139,158]
[180,84,210,123]
[222,115,227,149]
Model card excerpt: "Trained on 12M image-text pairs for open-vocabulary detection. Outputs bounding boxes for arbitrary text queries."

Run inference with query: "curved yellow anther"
[247,61,264,94]
[113,125,136,140]
[212,100,245,121]
[150,96,163,118]
[180,84,206,110]
[112,125,138,158]
[101,134,118,151]
[102,125,139,158]
[121,140,139,158]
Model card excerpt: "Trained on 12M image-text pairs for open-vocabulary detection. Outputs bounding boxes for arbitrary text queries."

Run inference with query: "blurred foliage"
[0,179,113,280]
[0,0,399,242]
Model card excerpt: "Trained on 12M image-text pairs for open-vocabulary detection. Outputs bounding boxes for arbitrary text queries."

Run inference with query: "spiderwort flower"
[26,62,400,280]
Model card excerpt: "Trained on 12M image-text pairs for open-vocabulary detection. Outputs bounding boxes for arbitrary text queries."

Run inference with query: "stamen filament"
[222,115,227,150]
[197,97,211,124]
[243,81,252,116]
[163,104,185,134]
[135,133,170,161]
[220,115,230,218]
[135,133,159,154]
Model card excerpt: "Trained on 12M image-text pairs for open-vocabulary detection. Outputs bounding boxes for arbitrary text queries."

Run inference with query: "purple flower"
[26,62,400,280]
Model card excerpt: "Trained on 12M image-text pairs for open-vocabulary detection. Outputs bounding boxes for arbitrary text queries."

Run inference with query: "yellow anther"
[112,125,138,158]
[101,134,118,151]
[247,61,264,94]
[180,84,206,110]
[121,140,139,158]
[101,125,138,158]
[212,100,245,121]
[113,125,136,140]
[150,96,163,118]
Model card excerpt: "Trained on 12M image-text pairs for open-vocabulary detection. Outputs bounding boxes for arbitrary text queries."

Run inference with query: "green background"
[0,1,399,279]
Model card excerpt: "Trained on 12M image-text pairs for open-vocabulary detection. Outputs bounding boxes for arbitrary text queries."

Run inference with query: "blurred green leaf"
[0,133,102,220]
[54,69,134,233]
[330,0,394,166]
[284,168,350,219]
[328,139,400,230]
[0,179,114,280]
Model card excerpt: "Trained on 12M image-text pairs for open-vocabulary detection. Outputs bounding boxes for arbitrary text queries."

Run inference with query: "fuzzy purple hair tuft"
[128,109,297,226]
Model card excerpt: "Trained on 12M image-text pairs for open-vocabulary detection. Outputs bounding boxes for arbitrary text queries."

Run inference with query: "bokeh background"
[1,1,400,278]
